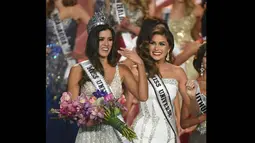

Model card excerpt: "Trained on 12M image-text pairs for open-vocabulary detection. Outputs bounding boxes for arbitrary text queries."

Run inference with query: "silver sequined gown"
[46,13,77,99]
[46,9,78,143]
[75,65,126,143]
[131,78,179,143]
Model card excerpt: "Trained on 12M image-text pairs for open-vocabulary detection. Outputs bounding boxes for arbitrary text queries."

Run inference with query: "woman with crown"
[68,10,149,143]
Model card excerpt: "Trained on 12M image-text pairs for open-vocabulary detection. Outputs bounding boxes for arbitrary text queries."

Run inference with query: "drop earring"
[200,63,205,76]
[166,54,170,61]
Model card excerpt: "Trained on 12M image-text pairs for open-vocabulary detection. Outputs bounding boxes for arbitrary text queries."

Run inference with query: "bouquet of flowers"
[50,90,137,141]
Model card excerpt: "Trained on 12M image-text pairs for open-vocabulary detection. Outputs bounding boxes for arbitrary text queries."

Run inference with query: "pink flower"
[90,108,98,119]
[60,102,69,109]
[59,108,67,115]
[76,106,82,112]
[104,94,113,101]
[72,100,80,107]
[97,112,104,118]
[60,92,71,103]
[90,107,104,120]
[67,104,76,113]
[89,96,97,104]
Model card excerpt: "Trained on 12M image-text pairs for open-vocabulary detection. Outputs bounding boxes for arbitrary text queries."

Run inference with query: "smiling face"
[149,34,171,63]
[98,29,113,58]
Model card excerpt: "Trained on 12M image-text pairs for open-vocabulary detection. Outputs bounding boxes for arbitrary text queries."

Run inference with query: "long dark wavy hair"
[79,24,118,86]
[46,0,77,17]
[136,17,169,49]
[193,43,206,74]
[136,24,175,78]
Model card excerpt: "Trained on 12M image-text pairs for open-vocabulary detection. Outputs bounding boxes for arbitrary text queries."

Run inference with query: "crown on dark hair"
[87,9,110,34]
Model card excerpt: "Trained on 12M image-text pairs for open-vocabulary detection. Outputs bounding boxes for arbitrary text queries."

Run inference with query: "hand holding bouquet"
[51,90,137,141]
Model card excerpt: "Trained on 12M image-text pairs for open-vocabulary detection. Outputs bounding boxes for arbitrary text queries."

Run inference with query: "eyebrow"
[99,36,112,38]
[151,40,167,42]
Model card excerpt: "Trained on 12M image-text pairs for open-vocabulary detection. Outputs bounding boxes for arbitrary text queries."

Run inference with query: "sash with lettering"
[195,92,206,114]
[79,60,112,94]
[114,0,138,62]
[80,60,128,141]
[148,75,178,143]
[51,8,77,80]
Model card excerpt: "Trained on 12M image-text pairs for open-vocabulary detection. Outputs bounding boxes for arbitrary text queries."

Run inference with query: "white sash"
[51,8,77,80]
[79,60,112,94]
[79,60,126,140]
[148,75,178,143]
[114,0,137,62]
[195,92,206,114]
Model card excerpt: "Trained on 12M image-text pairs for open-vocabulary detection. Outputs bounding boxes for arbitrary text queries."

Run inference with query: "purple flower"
[82,101,93,117]
[93,90,108,98]
[84,101,92,109]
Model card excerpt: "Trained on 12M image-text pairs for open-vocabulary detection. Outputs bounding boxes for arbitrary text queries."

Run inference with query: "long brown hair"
[136,25,175,78]
[193,43,206,74]
[79,25,118,86]
[46,0,55,17]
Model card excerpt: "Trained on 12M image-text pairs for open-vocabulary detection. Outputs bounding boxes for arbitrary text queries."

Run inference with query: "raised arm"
[191,5,204,41]
[104,0,111,15]
[157,0,174,8]
[118,48,148,101]
[125,24,141,36]
[67,65,83,100]
[120,17,141,36]
[180,80,206,129]
[173,42,201,66]
[72,4,91,24]
[87,0,96,16]
[155,0,174,14]
[119,63,148,101]
[148,0,156,16]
